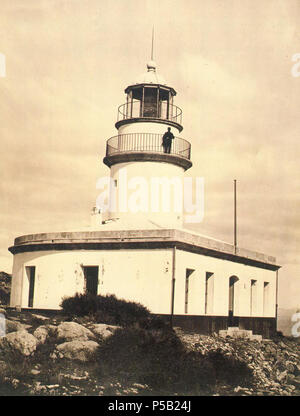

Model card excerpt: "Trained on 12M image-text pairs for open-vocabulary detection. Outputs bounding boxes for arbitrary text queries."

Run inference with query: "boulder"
[33,326,49,345]
[55,340,99,362]
[0,360,8,374]
[6,319,25,334]
[89,323,120,339]
[0,330,38,356]
[32,314,49,321]
[56,322,95,342]
[33,324,57,344]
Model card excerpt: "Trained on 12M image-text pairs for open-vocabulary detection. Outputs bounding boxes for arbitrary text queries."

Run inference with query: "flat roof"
[9,229,280,271]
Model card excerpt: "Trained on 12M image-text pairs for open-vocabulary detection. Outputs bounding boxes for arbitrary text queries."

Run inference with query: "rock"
[294,364,300,376]
[33,324,57,344]
[291,376,300,387]
[277,370,288,382]
[0,360,8,373]
[0,330,38,356]
[33,326,49,345]
[57,322,95,342]
[275,360,287,372]
[251,334,262,342]
[279,341,287,349]
[11,378,20,388]
[33,382,47,393]
[31,369,40,375]
[0,308,6,315]
[89,323,120,339]
[287,374,296,384]
[32,314,49,321]
[286,361,295,373]
[55,340,99,362]
[5,319,25,334]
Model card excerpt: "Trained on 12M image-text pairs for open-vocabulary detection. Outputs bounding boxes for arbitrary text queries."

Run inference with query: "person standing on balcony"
[162,127,174,154]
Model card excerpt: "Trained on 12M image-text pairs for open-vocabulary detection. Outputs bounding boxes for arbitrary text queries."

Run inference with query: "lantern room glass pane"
[143,87,157,117]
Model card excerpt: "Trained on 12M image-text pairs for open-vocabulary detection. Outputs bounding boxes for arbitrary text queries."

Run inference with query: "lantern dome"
[136,61,167,85]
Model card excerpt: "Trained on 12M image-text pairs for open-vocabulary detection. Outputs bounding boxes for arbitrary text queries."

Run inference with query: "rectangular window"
[26,266,36,308]
[205,272,214,314]
[185,269,195,314]
[83,266,99,295]
[263,282,270,316]
[143,87,158,118]
[250,279,257,315]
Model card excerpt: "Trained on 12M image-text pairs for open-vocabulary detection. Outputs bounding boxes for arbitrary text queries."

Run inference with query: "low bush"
[0,271,11,305]
[94,327,253,395]
[60,293,151,326]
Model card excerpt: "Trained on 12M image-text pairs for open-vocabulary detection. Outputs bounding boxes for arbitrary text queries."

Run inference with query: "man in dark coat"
[162,127,174,154]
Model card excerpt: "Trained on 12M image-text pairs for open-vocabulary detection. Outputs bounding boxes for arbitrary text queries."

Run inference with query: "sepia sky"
[1,0,300,309]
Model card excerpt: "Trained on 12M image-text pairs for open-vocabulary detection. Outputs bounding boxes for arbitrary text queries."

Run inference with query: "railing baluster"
[118,101,183,125]
[106,133,191,161]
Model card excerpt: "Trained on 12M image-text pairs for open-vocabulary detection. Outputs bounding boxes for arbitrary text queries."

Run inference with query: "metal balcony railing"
[117,100,182,125]
[106,133,191,160]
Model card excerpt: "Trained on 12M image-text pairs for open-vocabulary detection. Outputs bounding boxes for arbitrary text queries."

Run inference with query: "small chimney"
[90,206,102,228]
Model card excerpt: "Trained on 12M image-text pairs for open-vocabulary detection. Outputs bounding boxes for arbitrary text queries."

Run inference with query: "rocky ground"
[175,328,300,396]
[0,309,152,396]
[0,308,299,396]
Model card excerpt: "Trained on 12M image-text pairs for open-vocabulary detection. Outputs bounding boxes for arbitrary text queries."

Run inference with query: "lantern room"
[115,61,183,132]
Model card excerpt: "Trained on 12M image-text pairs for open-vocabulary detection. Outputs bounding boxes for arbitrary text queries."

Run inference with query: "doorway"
[83,266,99,295]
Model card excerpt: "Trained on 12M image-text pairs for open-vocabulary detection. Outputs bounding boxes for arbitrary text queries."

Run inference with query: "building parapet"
[10,229,280,270]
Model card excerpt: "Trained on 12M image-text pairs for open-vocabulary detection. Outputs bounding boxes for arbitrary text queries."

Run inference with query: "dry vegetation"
[0,291,299,396]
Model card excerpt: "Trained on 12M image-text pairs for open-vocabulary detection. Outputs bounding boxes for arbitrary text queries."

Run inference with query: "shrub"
[0,271,11,305]
[206,350,253,386]
[60,293,151,326]
[94,327,255,395]
[95,327,216,394]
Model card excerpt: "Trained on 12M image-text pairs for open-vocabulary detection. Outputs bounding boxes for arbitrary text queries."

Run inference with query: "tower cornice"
[103,151,192,170]
[115,117,183,132]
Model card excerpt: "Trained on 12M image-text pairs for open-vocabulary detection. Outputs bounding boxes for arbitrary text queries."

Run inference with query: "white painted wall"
[10,249,173,312]
[10,246,277,319]
[174,250,277,318]
[118,122,181,136]
[103,161,185,227]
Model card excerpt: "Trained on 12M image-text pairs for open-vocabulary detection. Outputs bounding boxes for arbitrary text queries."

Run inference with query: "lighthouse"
[100,59,192,228]
[8,55,280,339]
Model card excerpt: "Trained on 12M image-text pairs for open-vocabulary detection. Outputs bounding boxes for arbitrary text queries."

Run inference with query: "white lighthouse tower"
[100,59,192,228]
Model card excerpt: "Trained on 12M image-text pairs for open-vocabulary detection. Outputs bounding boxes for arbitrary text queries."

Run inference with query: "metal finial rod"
[234,179,237,252]
[151,26,154,60]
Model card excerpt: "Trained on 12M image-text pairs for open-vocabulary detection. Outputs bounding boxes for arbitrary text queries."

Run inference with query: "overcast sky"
[1,0,300,309]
